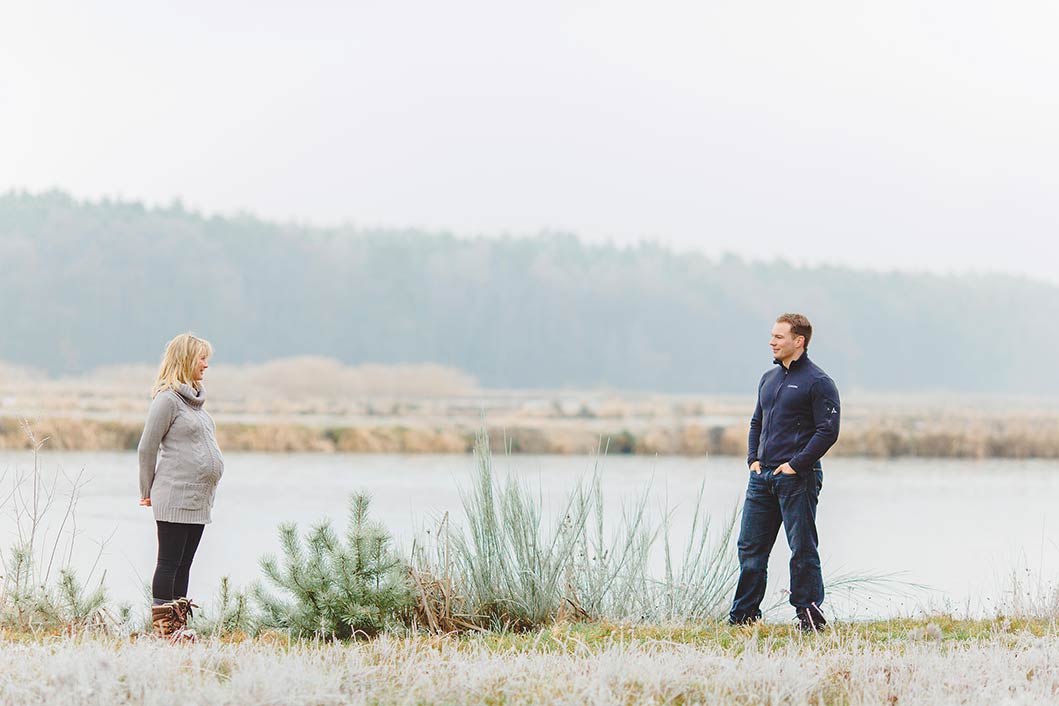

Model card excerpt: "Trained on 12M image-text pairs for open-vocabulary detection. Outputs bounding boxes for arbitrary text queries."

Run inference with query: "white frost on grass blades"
[0,633,1056,705]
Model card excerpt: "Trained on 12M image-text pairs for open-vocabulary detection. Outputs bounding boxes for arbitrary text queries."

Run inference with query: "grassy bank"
[0,619,1056,705]
[3,414,1059,458]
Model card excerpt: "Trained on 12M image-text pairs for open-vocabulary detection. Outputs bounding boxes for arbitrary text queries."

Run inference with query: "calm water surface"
[1,451,1055,620]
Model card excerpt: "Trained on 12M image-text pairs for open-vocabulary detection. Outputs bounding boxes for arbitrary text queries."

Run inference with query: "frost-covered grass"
[0,618,1056,705]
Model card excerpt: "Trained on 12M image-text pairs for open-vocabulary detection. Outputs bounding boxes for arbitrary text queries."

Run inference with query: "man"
[729,313,841,631]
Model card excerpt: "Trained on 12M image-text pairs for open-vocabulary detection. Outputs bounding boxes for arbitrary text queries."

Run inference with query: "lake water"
[1,450,1056,621]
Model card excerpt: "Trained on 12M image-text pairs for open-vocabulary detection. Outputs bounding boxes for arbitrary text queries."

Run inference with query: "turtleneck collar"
[174,383,206,408]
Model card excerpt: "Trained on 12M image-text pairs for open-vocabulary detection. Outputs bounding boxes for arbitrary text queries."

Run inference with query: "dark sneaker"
[728,612,761,626]
[796,605,827,632]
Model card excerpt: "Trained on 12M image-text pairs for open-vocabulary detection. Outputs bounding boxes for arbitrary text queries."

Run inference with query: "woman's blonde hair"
[151,333,213,397]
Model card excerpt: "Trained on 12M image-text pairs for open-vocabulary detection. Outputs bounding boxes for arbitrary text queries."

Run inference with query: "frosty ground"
[2,618,1056,706]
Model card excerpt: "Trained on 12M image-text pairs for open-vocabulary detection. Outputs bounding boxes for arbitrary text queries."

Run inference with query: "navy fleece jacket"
[747,354,841,473]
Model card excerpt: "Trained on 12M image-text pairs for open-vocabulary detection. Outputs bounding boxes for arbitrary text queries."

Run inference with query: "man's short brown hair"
[776,313,812,350]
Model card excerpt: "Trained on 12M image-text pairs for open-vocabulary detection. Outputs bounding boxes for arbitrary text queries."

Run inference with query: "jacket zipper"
[761,367,789,463]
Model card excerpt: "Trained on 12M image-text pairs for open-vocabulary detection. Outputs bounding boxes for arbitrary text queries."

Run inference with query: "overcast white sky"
[2,1,1057,282]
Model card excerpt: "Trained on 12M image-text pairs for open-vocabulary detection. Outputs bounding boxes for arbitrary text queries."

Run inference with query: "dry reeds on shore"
[3,415,1059,458]
[4,356,1059,458]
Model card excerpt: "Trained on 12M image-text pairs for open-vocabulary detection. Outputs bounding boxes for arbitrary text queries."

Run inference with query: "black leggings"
[152,521,205,602]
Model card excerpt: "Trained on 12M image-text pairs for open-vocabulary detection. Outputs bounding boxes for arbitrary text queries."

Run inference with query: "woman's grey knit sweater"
[138,383,225,524]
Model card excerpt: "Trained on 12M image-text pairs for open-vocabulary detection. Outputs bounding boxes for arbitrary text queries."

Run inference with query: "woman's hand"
[139,498,152,507]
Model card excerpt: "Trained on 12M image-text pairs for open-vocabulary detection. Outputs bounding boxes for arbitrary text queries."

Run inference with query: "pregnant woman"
[137,333,224,640]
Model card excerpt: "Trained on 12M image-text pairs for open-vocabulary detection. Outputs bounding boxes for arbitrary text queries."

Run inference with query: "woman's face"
[192,353,210,382]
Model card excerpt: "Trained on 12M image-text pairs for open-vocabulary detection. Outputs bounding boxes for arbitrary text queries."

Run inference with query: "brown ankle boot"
[171,598,197,624]
[170,598,199,642]
[152,602,181,639]
[152,598,199,642]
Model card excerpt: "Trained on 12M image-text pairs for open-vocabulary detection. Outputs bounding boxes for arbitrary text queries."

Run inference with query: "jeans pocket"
[775,473,806,497]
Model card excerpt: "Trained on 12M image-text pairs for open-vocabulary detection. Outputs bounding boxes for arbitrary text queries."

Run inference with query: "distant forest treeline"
[0,190,1052,393]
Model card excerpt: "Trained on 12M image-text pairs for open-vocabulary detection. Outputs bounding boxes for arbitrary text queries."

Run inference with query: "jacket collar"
[773,353,810,370]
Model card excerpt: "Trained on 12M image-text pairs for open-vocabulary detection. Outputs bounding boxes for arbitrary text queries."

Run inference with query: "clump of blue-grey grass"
[407,431,741,632]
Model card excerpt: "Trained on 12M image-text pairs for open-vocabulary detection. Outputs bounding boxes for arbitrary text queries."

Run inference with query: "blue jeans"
[730,467,824,622]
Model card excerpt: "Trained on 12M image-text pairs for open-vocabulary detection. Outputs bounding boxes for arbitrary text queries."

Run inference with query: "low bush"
[254,493,415,639]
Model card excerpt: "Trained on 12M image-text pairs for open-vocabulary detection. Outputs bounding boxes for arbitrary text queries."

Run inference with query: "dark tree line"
[0,190,1052,393]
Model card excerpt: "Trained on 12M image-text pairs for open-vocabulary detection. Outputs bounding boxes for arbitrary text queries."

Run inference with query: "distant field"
[2,358,1058,457]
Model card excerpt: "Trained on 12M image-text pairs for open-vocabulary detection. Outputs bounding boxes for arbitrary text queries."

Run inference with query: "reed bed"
[0,621,1057,705]
[5,415,1059,458]
[5,360,1059,458]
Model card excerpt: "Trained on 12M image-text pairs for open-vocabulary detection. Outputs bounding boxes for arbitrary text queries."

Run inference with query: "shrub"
[190,575,256,638]
[254,493,415,639]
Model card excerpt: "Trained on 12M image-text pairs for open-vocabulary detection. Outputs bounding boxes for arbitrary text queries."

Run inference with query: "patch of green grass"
[447,616,1059,655]
[5,616,1051,652]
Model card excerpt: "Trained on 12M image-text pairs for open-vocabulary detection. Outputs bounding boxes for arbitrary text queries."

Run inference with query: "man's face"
[770,322,804,362]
